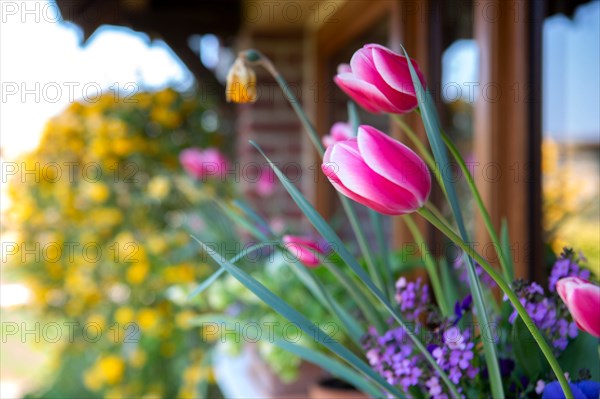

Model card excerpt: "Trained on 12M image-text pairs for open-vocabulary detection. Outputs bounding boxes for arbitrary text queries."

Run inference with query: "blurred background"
[1,0,598,398]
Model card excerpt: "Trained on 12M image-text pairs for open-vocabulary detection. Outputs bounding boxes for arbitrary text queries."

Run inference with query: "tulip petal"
[334,74,398,114]
[324,139,420,215]
[357,125,431,206]
[557,277,600,337]
[323,147,397,213]
[370,44,426,95]
[351,45,420,113]
[570,284,600,337]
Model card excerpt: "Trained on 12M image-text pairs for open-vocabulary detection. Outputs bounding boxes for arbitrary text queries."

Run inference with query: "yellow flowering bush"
[543,140,600,268]
[6,88,230,398]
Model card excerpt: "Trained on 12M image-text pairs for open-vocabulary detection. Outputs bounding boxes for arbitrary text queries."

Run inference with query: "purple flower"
[506,251,590,356]
[453,251,496,287]
[395,277,429,321]
[364,277,479,397]
[453,295,473,325]
[548,249,591,292]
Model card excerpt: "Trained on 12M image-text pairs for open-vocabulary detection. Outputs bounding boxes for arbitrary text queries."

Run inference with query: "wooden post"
[474,0,541,279]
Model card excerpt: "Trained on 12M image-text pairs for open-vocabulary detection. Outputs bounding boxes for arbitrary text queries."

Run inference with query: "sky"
[543,0,600,142]
[0,2,193,160]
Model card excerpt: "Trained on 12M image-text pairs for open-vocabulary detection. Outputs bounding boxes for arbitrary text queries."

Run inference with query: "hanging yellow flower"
[226,58,257,103]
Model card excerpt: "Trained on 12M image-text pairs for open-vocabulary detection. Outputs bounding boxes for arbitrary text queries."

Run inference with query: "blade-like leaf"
[216,201,270,241]
[501,219,515,283]
[188,269,226,299]
[189,241,274,299]
[193,236,404,398]
[232,199,273,235]
[273,339,383,398]
[401,46,504,398]
[251,141,461,398]
[512,317,547,379]
[284,255,365,345]
[191,314,381,397]
[439,256,460,309]
[348,101,360,135]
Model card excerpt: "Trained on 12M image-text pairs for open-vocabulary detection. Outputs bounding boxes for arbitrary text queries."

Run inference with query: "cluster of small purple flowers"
[395,277,429,321]
[363,326,424,392]
[506,249,588,354]
[548,249,591,292]
[363,277,478,398]
[507,280,577,352]
[363,323,478,398]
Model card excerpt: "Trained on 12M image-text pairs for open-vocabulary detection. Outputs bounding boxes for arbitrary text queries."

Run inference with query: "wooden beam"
[316,0,395,58]
[474,0,539,279]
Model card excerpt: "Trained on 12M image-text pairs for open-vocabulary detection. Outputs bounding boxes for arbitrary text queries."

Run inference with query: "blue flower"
[453,294,472,325]
[542,380,600,399]
[576,381,600,399]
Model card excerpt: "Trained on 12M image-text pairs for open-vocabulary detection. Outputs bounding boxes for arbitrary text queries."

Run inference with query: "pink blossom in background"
[282,235,329,268]
[180,148,229,181]
[322,122,353,148]
[255,167,276,197]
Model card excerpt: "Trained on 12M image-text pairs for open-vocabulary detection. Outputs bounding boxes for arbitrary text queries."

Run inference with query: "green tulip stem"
[417,206,574,399]
[394,115,513,288]
[242,50,325,156]
[439,131,513,283]
[403,214,450,316]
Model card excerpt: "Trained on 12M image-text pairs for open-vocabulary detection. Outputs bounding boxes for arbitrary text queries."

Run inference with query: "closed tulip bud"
[282,235,329,268]
[226,58,257,103]
[322,122,353,148]
[556,277,600,337]
[322,125,431,215]
[334,44,426,114]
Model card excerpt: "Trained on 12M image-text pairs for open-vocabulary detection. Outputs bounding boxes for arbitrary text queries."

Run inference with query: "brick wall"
[234,33,311,232]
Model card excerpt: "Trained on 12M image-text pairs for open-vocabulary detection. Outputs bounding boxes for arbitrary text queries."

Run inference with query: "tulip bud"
[334,44,426,114]
[282,235,328,268]
[322,122,353,148]
[322,125,431,215]
[226,58,257,103]
[556,277,600,337]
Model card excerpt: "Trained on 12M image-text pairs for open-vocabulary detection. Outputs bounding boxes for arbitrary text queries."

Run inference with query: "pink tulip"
[282,235,328,268]
[334,44,426,114]
[321,125,431,215]
[322,122,353,148]
[256,167,276,197]
[337,63,352,74]
[556,277,600,337]
[180,148,229,181]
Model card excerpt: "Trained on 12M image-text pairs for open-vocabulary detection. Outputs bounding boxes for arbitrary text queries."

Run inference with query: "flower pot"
[308,378,369,399]
[214,343,325,398]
